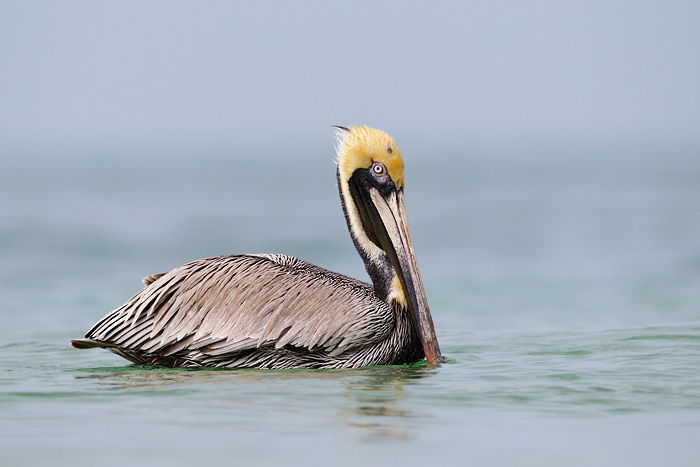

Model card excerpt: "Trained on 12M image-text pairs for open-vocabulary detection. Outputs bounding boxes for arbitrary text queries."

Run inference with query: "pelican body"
[71,126,443,369]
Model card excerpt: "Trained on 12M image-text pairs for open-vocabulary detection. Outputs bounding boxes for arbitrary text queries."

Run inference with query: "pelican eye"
[371,162,385,175]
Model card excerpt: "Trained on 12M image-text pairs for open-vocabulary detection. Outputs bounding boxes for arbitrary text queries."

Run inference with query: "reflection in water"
[73,363,439,442]
[337,365,437,442]
[73,365,240,391]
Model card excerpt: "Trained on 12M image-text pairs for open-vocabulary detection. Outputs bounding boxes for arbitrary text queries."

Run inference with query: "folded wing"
[72,255,393,364]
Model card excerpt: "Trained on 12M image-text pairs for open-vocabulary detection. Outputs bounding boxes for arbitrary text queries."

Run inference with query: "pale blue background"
[1,0,698,152]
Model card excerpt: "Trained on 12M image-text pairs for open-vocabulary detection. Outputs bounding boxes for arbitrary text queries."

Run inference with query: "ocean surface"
[2,137,700,466]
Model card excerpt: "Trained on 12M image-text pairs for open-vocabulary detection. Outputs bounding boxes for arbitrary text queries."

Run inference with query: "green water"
[2,139,700,466]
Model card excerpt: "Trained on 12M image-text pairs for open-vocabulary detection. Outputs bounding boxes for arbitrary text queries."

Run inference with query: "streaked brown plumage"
[71,126,443,368]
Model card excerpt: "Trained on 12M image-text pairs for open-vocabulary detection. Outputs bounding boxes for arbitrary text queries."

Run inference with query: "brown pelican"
[70,125,443,369]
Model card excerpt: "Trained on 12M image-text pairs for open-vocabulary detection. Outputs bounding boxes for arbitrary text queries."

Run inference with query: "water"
[2,137,700,466]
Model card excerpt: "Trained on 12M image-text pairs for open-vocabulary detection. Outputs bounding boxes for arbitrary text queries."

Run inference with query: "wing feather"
[85,255,392,360]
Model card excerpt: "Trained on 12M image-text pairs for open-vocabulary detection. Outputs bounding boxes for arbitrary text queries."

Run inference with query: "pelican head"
[335,125,443,364]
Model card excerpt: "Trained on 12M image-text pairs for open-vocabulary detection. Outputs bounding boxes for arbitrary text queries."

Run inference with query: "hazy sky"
[1,1,698,151]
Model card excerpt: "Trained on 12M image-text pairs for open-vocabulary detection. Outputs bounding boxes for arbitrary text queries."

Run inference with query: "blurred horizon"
[2,1,699,311]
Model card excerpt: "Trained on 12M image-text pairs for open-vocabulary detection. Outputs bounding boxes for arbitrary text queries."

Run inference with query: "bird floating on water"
[70,125,443,369]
